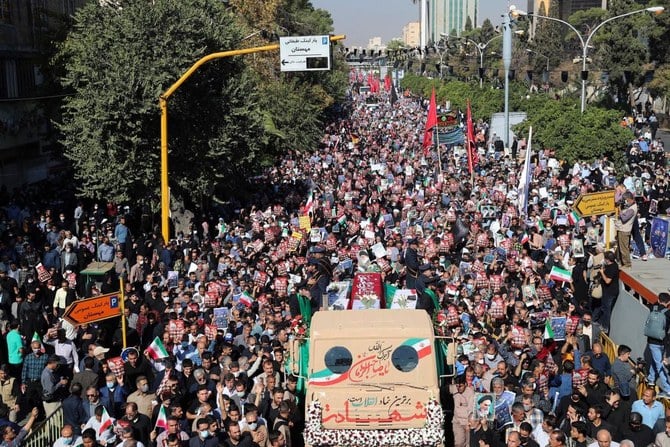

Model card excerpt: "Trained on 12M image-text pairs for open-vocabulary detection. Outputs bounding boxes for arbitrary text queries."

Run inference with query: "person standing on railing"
[0,407,37,447]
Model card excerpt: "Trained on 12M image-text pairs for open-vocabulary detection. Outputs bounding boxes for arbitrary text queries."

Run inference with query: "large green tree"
[589,0,664,109]
[57,0,346,208]
[58,0,262,206]
[514,99,632,170]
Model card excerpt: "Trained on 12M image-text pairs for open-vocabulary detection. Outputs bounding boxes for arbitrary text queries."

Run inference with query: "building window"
[0,0,11,23]
[16,60,36,97]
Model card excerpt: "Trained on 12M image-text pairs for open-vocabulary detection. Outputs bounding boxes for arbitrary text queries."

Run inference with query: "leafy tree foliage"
[590,0,662,109]
[57,0,346,207]
[400,73,632,170]
[58,0,260,205]
[529,0,563,75]
[514,99,632,170]
[465,16,473,32]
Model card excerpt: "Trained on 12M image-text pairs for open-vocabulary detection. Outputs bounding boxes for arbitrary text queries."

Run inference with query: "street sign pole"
[120,278,127,349]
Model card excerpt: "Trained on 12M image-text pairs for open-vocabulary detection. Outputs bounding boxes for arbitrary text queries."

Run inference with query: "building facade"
[429,0,478,42]
[403,21,420,47]
[0,0,87,187]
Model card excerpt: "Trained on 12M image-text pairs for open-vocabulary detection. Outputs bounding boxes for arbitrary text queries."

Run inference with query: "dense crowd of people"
[0,82,667,447]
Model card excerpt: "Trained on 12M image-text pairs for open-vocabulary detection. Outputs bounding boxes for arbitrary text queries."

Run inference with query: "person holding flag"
[422,87,437,154]
[150,412,189,447]
[82,405,116,446]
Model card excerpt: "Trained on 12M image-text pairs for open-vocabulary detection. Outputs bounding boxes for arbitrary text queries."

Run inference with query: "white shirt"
[53,436,83,447]
[532,424,550,447]
[589,442,619,447]
[44,338,79,372]
[83,415,116,444]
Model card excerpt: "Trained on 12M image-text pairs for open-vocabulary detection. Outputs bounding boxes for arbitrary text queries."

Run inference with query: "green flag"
[384,283,398,309]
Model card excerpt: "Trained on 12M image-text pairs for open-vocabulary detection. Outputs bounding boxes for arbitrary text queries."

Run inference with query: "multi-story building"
[0,0,86,187]
[367,36,386,52]
[429,0,478,42]
[403,21,420,47]
[527,0,607,21]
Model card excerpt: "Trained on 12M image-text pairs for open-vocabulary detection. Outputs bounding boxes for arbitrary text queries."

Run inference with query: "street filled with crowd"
[0,83,668,447]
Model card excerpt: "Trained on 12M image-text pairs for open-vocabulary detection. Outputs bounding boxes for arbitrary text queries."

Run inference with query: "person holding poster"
[474,393,495,421]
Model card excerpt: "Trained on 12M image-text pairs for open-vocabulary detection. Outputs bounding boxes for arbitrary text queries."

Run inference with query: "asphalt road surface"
[658,128,670,152]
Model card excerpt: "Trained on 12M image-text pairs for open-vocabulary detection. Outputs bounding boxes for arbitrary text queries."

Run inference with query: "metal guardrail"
[24,405,63,447]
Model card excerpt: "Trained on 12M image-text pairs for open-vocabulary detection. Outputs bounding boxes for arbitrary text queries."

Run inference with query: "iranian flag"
[543,319,555,340]
[337,214,347,226]
[239,291,254,308]
[401,337,432,359]
[303,191,314,215]
[99,406,113,435]
[549,266,572,283]
[377,214,385,228]
[154,404,169,431]
[520,233,530,245]
[537,218,545,232]
[308,367,349,386]
[567,210,579,226]
[146,337,169,360]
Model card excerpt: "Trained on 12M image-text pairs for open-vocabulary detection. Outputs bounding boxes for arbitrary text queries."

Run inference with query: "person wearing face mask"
[241,405,268,447]
[577,312,602,354]
[60,242,79,275]
[190,417,219,447]
[54,424,83,447]
[129,255,147,291]
[483,344,504,371]
[127,376,155,419]
[175,335,196,370]
[620,411,653,447]
[519,422,540,447]
[98,371,127,418]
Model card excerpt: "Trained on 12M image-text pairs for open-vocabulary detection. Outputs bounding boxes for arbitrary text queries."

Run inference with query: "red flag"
[466,100,476,174]
[384,75,391,91]
[422,87,437,151]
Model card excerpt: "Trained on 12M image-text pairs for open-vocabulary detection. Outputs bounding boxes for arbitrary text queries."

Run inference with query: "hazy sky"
[311,0,509,48]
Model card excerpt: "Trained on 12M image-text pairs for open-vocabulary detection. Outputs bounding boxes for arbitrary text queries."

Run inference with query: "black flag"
[390,84,398,106]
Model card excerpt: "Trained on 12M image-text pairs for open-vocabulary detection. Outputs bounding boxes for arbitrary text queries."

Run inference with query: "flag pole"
[434,127,441,174]
[119,278,127,349]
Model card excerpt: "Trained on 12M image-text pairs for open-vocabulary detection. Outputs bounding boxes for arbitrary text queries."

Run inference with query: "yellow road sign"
[574,190,616,217]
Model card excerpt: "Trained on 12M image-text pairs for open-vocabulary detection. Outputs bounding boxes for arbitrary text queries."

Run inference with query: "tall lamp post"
[521,6,664,112]
[526,48,549,73]
[502,6,524,150]
[463,35,502,89]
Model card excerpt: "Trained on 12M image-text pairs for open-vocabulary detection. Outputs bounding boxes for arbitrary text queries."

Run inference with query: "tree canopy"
[57,0,346,208]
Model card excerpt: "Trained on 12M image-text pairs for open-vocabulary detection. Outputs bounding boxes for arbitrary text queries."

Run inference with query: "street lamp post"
[502,7,518,151]
[526,48,549,73]
[524,6,664,113]
[462,35,503,88]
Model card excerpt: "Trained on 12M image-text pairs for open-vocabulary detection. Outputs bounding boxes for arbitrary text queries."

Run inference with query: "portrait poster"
[495,400,512,428]
[550,316,567,341]
[571,238,585,258]
[473,393,495,421]
[650,217,669,259]
[213,307,229,329]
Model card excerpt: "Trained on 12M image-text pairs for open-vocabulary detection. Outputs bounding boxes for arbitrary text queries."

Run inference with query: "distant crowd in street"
[0,81,667,447]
